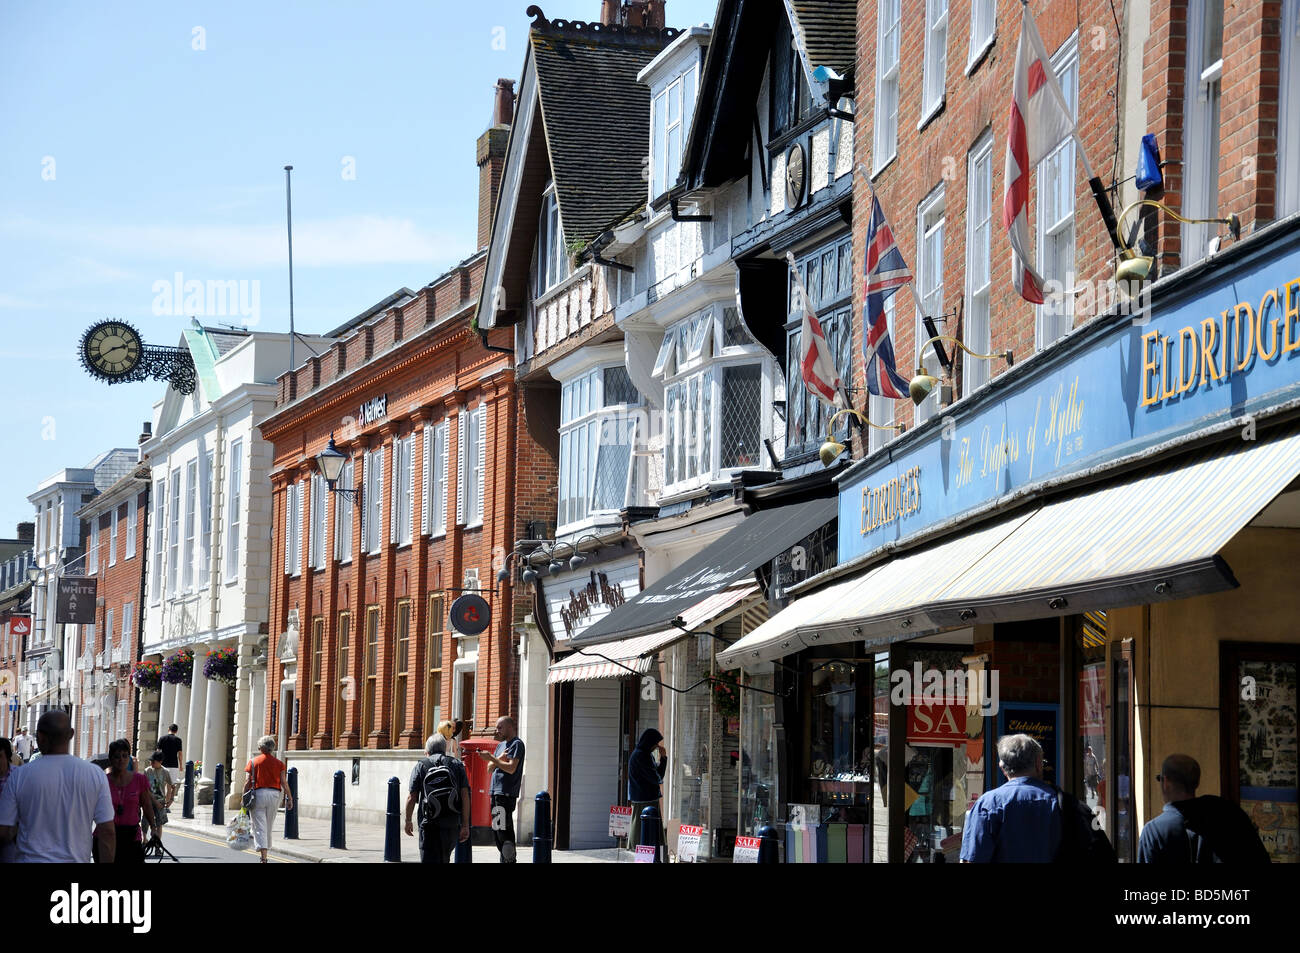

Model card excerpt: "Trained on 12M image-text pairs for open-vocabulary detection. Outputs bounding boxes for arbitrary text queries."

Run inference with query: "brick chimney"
[621,0,665,29]
[477,79,514,251]
[16,522,34,544]
[600,0,620,24]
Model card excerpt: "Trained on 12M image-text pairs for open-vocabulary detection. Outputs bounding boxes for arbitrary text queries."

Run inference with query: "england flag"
[862,192,912,400]
[1004,5,1077,304]
[790,255,846,409]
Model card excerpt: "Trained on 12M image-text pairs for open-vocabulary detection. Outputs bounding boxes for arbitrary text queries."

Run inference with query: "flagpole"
[1019,0,1124,252]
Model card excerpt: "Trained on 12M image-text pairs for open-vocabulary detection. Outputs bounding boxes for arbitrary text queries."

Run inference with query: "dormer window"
[535,184,569,298]
[651,64,698,201]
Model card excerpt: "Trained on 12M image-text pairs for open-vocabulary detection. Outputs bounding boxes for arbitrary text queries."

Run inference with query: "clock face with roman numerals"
[81,320,143,382]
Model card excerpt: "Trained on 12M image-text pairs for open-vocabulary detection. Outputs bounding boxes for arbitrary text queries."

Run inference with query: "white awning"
[720,426,1300,669]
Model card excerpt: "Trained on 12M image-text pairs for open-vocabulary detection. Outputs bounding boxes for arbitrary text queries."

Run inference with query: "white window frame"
[183,459,197,591]
[557,365,643,534]
[108,507,117,568]
[310,471,327,569]
[1035,34,1079,349]
[393,434,414,545]
[284,480,302,577]
[967,0,996,73]
[868,296,900,453]
[365,447,384,555]
[429,422,449,538]
[168,469,181,598]
[151,479,165,603]
[873,0,902,173]
[225,439,242,583]
[125,495,137,560]
[920,0,949,126]
[651,63,698,201]
[456,414,467,527]
[121,602,133,656]
[1280,1,1300,218]
[88,519,99,574]
[105,608,114,659]
[964,132,994,394]
[1183,0,1223,264]
[915,185,946,425]
[199,451,213,587]
[534,186,570,299]
[334,459,354,563]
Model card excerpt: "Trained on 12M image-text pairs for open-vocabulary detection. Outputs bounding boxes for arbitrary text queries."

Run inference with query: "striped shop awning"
[719,425,1300,670]
[550,584,759,684]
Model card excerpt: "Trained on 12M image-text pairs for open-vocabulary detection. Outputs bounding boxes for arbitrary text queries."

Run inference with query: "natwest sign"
[357,394,388,425]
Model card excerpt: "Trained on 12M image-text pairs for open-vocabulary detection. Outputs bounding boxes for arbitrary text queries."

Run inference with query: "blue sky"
[0,0,718,536]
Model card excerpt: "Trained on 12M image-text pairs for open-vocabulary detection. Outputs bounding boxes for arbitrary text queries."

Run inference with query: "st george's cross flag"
[861,192,912,400]
[1004,4,1076,304]
[789,254,847,409]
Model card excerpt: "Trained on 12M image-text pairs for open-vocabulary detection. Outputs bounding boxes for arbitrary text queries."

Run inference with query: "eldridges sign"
[839,223,1300,563]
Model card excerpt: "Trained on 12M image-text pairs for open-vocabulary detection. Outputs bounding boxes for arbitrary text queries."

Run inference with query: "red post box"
[459,739,496,829]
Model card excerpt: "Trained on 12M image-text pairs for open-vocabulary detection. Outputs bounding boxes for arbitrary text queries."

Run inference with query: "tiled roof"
[205,329,251,356]
[528,7,678,247]
[790,0,856,82]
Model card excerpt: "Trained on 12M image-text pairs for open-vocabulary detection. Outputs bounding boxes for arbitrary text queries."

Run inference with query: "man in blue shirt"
[477,716,525,863]
[960,734,1062,863]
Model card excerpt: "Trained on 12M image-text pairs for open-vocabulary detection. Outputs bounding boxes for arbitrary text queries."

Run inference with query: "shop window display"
[1076,612,1109,836]
[738,666,777,837]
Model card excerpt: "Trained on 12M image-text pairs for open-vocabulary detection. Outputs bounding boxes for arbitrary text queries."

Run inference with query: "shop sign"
[608,805,633,838]
[634,845,656,863]
[996,702,1061,788]
[56,578,97,625]
[677,824,704,863]
[357,394,388,425]
[838,230,1300,565]
[547,559,640,640]
[558,570,628,638]
[905,699,967,746]
[9,615,30,637]
[732,835,761,863]
[449,594,491,636]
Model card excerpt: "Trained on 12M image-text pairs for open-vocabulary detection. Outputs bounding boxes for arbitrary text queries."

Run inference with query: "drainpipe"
[477,327,513,355]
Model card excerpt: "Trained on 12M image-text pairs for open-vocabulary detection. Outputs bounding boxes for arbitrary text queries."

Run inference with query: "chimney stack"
[600,0,620,25]
[477,80,514,251]
[16,522,34,544]
[618,0,665,29]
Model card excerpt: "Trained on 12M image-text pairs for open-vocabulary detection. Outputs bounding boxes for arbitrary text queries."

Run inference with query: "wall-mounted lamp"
[316,434,361,503]
[909,336,1014,407]
[819,408,902,467]
[1114,200,1241,286]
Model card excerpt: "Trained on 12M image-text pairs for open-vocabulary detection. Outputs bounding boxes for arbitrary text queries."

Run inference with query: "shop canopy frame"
[719,424,1300,669]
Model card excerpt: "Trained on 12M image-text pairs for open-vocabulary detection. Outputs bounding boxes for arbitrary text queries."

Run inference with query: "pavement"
[164,807,628,864]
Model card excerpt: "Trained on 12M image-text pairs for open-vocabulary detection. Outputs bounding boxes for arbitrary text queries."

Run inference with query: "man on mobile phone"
[476,717,524,863]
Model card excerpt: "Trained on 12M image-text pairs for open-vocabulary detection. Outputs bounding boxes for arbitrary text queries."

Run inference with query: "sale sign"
[609,805,633,838]
[905,698,967,745]
[677,825,704,863]
[733,835,761,863]
[634,845,656,863]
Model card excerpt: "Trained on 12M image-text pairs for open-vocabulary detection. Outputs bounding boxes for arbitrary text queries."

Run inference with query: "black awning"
[572,495,837,646]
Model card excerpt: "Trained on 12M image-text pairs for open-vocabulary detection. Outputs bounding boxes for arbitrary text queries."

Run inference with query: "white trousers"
[250,788,281,850]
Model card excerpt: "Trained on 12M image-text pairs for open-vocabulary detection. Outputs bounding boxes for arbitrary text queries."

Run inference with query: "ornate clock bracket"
[142,346,198,395]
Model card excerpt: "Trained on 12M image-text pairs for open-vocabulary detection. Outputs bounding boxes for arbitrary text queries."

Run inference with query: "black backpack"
[1054,787,1117,863]
[420,755,460,821]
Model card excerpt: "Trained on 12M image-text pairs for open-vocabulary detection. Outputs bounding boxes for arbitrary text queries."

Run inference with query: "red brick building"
[258,83,554,824]
[74,455,150,759]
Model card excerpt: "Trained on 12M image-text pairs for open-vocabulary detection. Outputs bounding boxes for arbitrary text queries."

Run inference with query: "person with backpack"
[405,734,471,863]
[1138,754,1270,863]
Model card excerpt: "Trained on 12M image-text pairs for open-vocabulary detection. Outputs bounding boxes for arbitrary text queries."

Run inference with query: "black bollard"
[384,776,401,862]
[182,760,195,819]
[329,770,346,850]
[757,824,780,863]
[284,767,299,839]
[532,791,552,864]
[638,804,663,863]
[212,763,225,827]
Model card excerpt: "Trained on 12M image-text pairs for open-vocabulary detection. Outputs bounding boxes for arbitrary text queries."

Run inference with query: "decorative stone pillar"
[186,646,209,782]
[203,662,231,793]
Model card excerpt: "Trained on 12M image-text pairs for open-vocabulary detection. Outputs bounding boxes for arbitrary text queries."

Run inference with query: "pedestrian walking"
[0,738,16,863]
[12,728,32,765]
[1138,754,1270,863]
[242,735,292,864]
[627,728,667,848]
[156,724,184,785]
[405,734,471,863]
[145,750,176,827]
[476,716,524,863]
[0,711,115,862]
[961,733,1112,863]
[102,739,157,864]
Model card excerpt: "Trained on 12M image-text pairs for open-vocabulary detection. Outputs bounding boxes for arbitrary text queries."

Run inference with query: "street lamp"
[316,434,361,503]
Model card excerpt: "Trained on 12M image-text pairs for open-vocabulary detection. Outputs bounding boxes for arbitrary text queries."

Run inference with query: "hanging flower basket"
[711,675,741,720]
[203,647,238,688]
[131,659,163,692]
[160,649,195,687]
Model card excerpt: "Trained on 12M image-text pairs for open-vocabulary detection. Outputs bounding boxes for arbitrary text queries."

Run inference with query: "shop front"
[721,216,1300,863]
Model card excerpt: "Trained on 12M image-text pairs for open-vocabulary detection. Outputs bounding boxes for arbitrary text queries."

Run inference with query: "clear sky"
[0,0,719,537]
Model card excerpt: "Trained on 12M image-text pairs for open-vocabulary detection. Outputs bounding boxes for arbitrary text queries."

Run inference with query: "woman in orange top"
[242,735,292,863]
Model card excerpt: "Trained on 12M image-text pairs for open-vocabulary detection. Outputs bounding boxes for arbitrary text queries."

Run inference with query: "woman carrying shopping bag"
[242,735,293,863]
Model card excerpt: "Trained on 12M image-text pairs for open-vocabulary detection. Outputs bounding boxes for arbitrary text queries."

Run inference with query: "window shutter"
[284,484,293,575]
[295,482,304,575]
[360,453,368,553]
[408,436,417,542]
[391,441,400,545]
[456,411,466,525]
[374,447,385,553]
[440,423,449,532]
[421,426,431,535]
[476,406,486,523]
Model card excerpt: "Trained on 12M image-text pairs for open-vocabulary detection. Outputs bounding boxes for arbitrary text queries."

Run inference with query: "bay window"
[785,235,854,459]
[558,364,642,531]
[658,308,772,495]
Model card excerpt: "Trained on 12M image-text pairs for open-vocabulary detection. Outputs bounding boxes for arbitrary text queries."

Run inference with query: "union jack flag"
[862,192,913,400]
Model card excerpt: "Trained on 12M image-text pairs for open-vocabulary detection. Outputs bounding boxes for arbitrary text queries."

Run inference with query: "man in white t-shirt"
[12,727,32,763]
[0,711,115,862]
